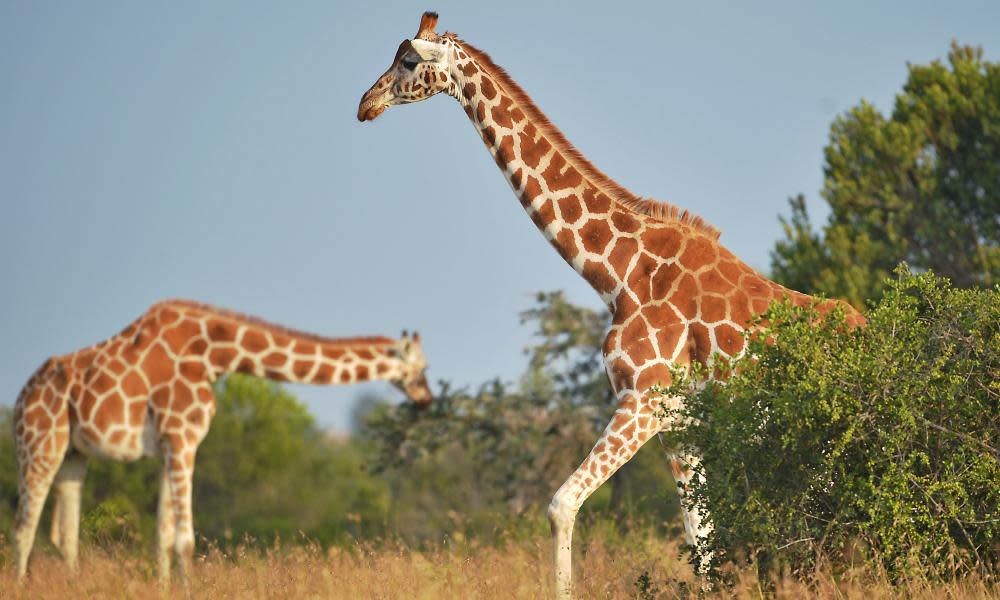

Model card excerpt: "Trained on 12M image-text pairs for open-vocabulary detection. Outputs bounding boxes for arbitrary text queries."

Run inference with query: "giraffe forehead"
[393,39,415,62]
[410,38,446,61]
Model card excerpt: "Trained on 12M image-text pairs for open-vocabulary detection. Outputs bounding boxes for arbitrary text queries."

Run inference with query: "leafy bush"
[80,495,141,546]
[664,269,999,578]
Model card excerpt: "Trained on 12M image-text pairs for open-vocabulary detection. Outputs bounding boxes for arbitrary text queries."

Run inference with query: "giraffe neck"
[206,328,405,386]
[442,35,660,306]
[148,301,408,387]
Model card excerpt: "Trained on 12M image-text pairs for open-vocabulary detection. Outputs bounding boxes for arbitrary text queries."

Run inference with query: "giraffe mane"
[618,197,720,237]
[444,33,721,240]
[153,299,398,348]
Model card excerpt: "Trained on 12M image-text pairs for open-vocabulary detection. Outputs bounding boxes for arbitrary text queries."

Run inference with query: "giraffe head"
[357,11,452,121]
[392,330,433,407]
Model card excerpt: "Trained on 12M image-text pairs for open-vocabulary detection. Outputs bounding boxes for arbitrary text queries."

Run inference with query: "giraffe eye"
[401,58,418,71]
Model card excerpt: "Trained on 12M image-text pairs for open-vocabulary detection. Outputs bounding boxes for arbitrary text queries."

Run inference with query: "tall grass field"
[2,532,996,599]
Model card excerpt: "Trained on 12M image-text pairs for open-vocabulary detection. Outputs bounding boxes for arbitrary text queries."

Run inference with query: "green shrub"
[664,268,999,578]
[0,408,19,537]
[81,495,142,547]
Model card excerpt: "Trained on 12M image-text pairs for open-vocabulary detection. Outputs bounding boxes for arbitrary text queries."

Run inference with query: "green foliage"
[80,495,141,546]
[360,291,679,544]
[0,407,18,536]
[772,44,1000,306]
[193,375,389,545]
[81,451,159,546]
[521,291,610,404]
[664,269,1000,577]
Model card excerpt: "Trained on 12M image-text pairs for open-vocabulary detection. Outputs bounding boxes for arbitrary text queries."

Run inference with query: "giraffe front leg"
[548,388,660,599]
[156,461,176,587]
[49,452,87,570]
[164,442,198,588]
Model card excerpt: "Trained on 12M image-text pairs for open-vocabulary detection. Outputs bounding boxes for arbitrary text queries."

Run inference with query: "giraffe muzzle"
[357,102,387,122]
[357,76,394,122]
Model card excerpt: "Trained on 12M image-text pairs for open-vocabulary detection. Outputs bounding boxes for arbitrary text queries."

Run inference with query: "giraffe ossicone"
[358,11,865,598]
[12,299,433,583]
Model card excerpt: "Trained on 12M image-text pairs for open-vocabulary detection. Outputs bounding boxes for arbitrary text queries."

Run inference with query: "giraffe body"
[359,12,865,597]
[13,299,432,583]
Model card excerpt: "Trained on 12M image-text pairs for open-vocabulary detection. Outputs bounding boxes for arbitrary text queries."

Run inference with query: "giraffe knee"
[547,492,577,532]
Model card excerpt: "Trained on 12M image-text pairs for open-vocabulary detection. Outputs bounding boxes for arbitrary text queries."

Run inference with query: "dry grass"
[0,533,996,599]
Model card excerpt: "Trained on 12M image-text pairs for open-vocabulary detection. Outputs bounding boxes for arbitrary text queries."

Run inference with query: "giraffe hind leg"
[49,451,88,570]
[14,442,69,579]
[663,444,714,573]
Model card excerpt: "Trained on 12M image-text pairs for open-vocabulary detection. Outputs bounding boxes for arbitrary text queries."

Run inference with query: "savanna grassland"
[1,533,997,600]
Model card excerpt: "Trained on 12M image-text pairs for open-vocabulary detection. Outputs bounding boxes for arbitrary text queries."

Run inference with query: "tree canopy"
[771,44,1000,307]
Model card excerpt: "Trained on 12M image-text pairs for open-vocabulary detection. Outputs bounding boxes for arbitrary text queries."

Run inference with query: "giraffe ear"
[416,11,438,41]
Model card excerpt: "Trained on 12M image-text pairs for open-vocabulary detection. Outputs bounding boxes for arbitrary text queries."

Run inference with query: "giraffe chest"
[601,301,750,396]
[602,312,686,395]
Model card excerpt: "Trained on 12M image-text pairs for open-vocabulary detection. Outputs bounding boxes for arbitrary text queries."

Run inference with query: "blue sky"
[2,2,996,431]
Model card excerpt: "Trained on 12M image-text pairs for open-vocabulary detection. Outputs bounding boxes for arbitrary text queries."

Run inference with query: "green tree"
[192,375,389,545]
[666,269,1000,577]
[772,44,1000,307]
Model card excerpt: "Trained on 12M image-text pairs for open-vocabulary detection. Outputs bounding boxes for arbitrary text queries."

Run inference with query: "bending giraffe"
[358,12,865,597]
[12,299,432,583]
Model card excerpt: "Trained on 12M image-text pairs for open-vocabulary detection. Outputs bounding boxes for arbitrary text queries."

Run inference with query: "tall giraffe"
[12,299,432,583]
[358,12,865,597]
